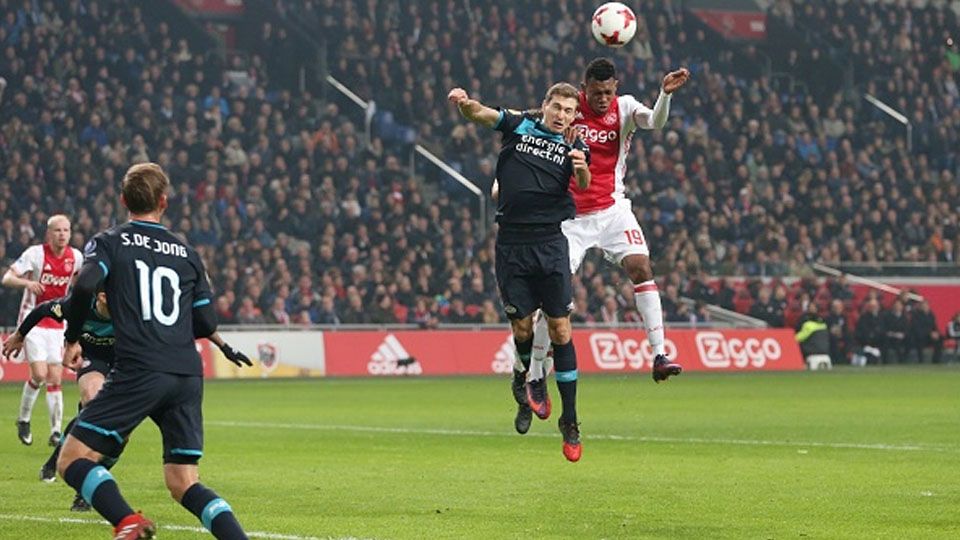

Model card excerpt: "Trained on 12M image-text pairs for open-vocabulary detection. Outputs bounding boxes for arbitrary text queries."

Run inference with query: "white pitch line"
[0,513,362,540]
[208,420,958,453]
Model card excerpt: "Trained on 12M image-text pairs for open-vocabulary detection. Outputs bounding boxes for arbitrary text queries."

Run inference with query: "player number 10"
[624,230,645,246]
[134,259,181,326]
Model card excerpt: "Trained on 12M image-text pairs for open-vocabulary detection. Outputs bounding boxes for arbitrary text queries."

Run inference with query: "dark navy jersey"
[493,110,589,226]
[82,220,212,375]
[18,294,114,363]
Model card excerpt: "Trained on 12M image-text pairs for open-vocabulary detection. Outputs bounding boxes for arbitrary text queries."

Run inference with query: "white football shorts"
[24,327,65,364]
[562,198,649,274]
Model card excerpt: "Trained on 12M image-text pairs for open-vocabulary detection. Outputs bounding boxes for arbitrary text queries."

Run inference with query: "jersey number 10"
[134,260,181,326]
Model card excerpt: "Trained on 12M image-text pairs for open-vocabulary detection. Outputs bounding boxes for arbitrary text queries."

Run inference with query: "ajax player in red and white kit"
[2,215,82,446]
[523,58,689,418]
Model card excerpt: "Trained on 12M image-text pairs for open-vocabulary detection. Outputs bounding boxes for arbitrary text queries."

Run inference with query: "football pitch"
[1,368,958,539]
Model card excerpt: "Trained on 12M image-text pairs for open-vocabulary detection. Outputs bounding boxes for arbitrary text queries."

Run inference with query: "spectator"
[749,286,785,327]
[825,299,851,365]
[880,300,909,363]
[216,296,236,325]
[946,312,960,362]
[908,300,943,364]
[340,293,371,324]
[480,299,501,325]
[795,302,831,370]
[2,0,958,333]
[236,297,266,324]
[315,296,340,325]
[266,297,291,325]
[854,299,883,365]
[445,297,478,324]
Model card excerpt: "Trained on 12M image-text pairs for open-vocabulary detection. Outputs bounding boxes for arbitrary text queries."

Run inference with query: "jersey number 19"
[134,259,181,326]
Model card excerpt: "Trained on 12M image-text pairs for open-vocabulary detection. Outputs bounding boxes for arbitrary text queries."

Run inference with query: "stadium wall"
[0,328,804,383]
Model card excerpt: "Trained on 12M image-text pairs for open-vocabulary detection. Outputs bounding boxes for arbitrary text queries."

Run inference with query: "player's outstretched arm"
[448,88,501,128]
[3,297,67,360]
[207,332,253,367]
[662,68,690,95]
[635,68,690,130]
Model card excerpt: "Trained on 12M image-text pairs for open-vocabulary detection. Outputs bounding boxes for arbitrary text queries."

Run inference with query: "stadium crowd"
[0,0,958,355]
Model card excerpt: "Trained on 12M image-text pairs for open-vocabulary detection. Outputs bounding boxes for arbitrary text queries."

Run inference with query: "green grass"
[1,367,959,539]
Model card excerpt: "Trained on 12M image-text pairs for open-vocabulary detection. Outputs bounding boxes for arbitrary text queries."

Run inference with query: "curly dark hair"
[584,57,617,82]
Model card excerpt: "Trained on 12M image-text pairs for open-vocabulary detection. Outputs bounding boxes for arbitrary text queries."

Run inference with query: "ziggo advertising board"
[0,329,804,382]
[322,328,804,376]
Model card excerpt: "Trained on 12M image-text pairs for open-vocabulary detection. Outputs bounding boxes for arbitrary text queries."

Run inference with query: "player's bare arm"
[448,88,501,128]
[570,149,591,190]
[2,268,45,296]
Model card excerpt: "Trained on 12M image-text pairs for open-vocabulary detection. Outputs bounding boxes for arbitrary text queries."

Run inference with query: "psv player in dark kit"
[448,82,591,461]
[2,286,250,513]
[57,163,249,539]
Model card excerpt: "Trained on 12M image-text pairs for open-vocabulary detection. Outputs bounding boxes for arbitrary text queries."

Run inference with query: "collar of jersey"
[130,220,166,230]
[517,117,565,143]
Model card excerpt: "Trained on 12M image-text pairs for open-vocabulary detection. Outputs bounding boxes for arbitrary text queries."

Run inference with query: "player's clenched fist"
[447,88,469,105]
[62,341,82,370]
[569,149,588,173]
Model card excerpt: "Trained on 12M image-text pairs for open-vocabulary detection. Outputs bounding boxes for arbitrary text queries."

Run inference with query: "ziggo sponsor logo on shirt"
[40,273,72,287]
[575,125,618,144]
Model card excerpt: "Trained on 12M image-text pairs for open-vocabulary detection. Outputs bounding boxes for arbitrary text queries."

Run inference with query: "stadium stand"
[1,0,957,349]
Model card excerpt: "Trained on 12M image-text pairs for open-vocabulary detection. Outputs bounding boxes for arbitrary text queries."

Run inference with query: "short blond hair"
[46,214,70,230]
[544,82,579,104]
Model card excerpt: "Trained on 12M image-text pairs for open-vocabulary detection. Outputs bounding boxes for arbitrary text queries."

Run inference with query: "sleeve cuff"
[493,109,505,130]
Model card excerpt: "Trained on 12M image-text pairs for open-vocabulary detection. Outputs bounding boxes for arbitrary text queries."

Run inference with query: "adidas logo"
[491,334,516,374]
[44,263,52,271]
[367,334,422,376]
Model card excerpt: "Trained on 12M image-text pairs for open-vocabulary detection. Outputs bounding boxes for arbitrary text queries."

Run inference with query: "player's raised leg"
[546,314,581,462]
[495,238,541,435]
[604,205,681,382]
[525,311,552,420]
[509,313,534,435]
[622,252,682,382]
[533,235,582,462]
[527,215,591,418]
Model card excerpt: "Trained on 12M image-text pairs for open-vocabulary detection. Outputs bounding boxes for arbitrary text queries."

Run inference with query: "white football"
[591,2,638,49]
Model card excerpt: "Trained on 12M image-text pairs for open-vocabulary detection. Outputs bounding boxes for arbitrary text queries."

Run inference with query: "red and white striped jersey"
[569,92,657,215]
[10,243,82,329]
